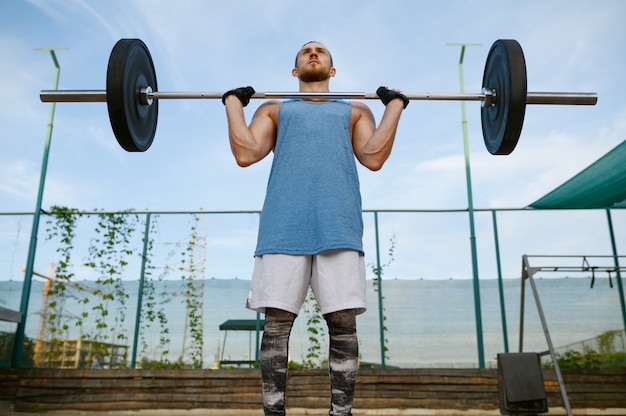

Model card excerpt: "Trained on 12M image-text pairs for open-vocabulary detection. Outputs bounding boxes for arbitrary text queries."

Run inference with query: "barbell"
[40,38,597,155]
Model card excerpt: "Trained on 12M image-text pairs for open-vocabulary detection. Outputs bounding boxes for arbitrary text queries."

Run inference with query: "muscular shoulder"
[351,101,374,116]
[256,100,281,115]
[350,101,375,127]
[261,99,281,109]
[253,100,281,124]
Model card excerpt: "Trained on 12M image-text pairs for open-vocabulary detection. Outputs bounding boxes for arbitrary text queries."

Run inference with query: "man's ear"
[329,67,336,77]
[292,68,298,77]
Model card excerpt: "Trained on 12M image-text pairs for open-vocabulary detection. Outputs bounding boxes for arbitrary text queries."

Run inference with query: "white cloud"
[1,0,625,282]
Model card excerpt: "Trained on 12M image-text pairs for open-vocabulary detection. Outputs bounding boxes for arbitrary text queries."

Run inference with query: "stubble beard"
[298,66,331,83]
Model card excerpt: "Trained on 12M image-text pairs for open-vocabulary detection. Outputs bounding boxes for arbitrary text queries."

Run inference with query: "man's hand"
[222,86,256,107]
[376,86,409,109]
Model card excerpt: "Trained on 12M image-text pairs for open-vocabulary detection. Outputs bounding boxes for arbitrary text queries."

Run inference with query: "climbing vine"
[370,233,396,363]
[179,215,204,368]
[44,206,82,359]
[138,214,172,365]
[301,289,325,368]
[83,210,138,364]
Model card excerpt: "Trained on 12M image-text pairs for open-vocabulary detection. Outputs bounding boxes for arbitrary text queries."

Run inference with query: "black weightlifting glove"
[222,86,256,107]
[376,86,409,109]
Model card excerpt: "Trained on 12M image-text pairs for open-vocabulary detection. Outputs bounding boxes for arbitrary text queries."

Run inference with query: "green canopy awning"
[219,319,265,331]
[529,139,626,209]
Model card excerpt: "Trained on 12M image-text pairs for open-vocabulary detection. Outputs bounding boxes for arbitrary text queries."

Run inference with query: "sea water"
[0,276,623,368]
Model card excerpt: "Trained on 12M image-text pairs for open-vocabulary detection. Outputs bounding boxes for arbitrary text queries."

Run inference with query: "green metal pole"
[12,50,62,367]
[131,213,152,368]
[374,211,386,368]
[449,43,485,367]
[606,209,626,333]
[492,210,509,352]
[12,49,63,368]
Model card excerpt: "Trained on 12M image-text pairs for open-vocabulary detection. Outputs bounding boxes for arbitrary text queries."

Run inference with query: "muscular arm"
[224,95,279,167]
[351,99,405,171]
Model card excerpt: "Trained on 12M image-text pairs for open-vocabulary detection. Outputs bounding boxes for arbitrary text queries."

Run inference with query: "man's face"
[294,42,335,82]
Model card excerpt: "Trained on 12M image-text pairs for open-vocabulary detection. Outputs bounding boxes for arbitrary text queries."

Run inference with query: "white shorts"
[246,249,366,316]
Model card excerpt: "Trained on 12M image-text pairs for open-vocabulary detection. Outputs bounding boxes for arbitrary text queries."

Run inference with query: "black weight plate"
[107,39,158,152]
[481,39,527,155]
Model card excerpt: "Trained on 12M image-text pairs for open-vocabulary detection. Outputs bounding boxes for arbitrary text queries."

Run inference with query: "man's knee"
[264,308,296,333]
[324,309,356,335]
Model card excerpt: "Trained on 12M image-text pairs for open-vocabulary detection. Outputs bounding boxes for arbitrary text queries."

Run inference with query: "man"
[223,41,408,416]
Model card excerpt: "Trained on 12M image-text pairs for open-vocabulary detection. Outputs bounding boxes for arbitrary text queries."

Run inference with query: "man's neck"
[298,80,330,93]
[298,81,331,101]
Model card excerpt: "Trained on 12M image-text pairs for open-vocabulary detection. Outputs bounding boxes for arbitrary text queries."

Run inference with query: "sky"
[1,0,625,284]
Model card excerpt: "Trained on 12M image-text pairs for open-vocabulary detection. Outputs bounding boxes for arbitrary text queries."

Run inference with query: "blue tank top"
[254,99,363,256]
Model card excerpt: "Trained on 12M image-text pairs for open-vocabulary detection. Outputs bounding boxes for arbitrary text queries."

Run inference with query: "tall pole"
[374,211,386,368]
[447,43,485,368]
[131,213,152,368]
[606,209,626,333]
[12,48,66,367]
[492,210,509,352]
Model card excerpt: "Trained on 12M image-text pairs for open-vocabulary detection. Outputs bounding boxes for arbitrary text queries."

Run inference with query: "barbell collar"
[41,90,108,102]
[39,89,598,106]
[525,92,597,105]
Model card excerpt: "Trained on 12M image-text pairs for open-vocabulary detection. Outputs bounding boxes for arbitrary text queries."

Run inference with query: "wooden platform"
[0,368,624,414]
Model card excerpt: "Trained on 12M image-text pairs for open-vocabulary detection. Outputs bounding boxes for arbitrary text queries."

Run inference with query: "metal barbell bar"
[38,38,598,154]
[40,89,598,106]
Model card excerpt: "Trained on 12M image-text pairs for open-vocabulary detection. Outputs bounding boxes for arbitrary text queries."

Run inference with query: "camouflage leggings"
[260,308,358,416]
